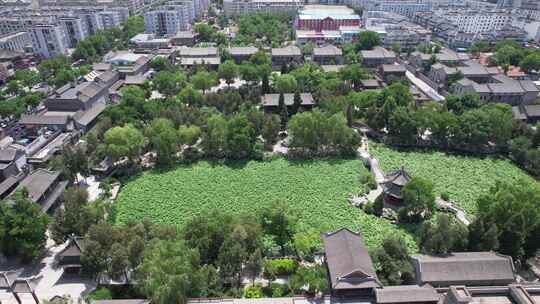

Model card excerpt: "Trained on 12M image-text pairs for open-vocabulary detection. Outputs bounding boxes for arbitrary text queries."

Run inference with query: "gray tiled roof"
[19,114,69,126]
[272,45,302,57]
[313,45,342,57]
[375,285,440,304]
[17,169,60,204]
[74,102,107,127]
[261,93,314,107]
[361,47,395,60]
[321,228,381,290]
[178,47,218,57]
[381,64,406,73]
[412,252,515,286]
[0,147,20,163]
[180,57,221,65]
[228,46,259,56]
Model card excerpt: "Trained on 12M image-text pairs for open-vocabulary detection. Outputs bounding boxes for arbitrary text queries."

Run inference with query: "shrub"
[87,287,113,300]
[264,258,298,277]
[263,283,291,298]
[244,285,263,298]
[441,191,450,201]
[359,170,377,191]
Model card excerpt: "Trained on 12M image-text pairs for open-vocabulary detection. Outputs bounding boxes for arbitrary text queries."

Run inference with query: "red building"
[295,5,361,32]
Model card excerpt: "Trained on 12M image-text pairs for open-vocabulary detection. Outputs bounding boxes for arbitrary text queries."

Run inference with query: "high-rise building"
[58,16,88,48]
[223,0,303,16]
[144,2,195,36]
[346,0,432,18]
[29,23,68,58]
[96,11,124,29]
[0,31,31,51]
[446,10,511,33]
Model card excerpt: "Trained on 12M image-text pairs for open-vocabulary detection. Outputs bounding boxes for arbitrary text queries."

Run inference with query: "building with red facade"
[295,5,361,32]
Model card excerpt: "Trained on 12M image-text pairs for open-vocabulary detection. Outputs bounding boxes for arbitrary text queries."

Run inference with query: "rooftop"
[261,93,314,107]
[375,285,440,304]
[313,45,342,57]
[321,228,381,291]
[361,46,396,60]
[272,45,302,57]
[16,169,60,204]
[412,252,515,287]
[298,5,360,20]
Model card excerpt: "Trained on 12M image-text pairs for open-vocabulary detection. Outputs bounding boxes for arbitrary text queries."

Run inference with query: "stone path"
[435,197,470,226]
[352,134,472,227]
[349,136,383,207]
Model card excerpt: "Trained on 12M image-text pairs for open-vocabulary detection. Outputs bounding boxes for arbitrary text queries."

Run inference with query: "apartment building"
[348,0,432,18]
[58,16,88,48]
[0,31,30,51]
[363,11,431,51]
[144,1,196,36]
[38,0,146,14]
[96,10,124,29]
[223,0,303,16]
[445,10,511,33]
[29,24,68,58]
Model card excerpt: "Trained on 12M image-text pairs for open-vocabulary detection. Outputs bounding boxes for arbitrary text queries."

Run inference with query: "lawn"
[370,144,539,215]
[114,158,416,250]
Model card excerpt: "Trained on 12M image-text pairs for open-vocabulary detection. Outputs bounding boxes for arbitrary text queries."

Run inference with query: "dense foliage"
[470,181,540,260]
[0,191,49,262]
[115,158,416,251]
[370,144,538,214]
[235,13,292,47]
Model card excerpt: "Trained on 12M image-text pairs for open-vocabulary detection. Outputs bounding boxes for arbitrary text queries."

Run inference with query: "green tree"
[14,69,40,88]
[274,74,298,93]
[194,23,216,42]
[399,177,436,223]
[104,124,146,163]
[474,181,540,260]
[177,85,203,106]
[191,70,218,94]
[239,63,260,85]
[51,187,97,244]
[151,57,172,72]
[419,214,468,254]
[520,52,540,73]
[201,114,227,157]
[0,191,49,262]
[262,114,281,144]
[137,238,202,304]
[372,236,414,285]
[289,265,328,296]
[218,60,238,86]
[356,31,381,51]
[341,63,369,90]
[178,125,202,146]
[153,71,187,97]
[388,107,418,144]
[244,249,263,283]
[225,114,256,159]
[260,201,295,255]
[468,216,499,252]
[217,235,247,288]
[123,15,145,39]
[145,118,179,166]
